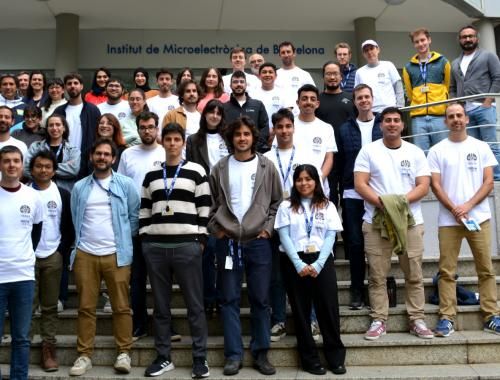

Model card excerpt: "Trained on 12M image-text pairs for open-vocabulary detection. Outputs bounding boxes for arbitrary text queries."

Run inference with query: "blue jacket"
[70,171,140,268]
[336,114,383,190]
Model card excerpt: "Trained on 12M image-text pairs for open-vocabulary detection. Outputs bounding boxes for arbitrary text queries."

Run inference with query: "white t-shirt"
[206,133,229,172]
[354,139,430,224]
[459,52,483,111]
[146,95,179,124]
[79,176,116,255]
[251,86,295,130]
[275,66,315,94]
[184,108,201,139]
[354,61,401,113]
[228,155,258,223]
[31,181,62,259]
[428,136,498,226]
[118,144,165,194]
[275,199,343,253]
[65,103,84,150]
[223,72,260,95]
[0,184,43,283]
[0,136,28,155]
[98,100,131,121]
[264,146,310,196]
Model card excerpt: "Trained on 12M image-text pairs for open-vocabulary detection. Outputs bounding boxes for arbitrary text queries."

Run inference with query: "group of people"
[1,25,500,380]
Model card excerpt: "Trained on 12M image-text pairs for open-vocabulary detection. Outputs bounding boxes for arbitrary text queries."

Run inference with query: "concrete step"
[14,304,498,337]
[1,331,499,368]
[3,363,500,379]
[62,275,500,309]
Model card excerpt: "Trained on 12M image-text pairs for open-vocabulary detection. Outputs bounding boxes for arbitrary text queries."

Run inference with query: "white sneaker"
[114,352,131,374]
[57,300,64,313]
[102,293,112,313]
[311,321,321,342]
[69,356,92,376]
[270,322,286,342]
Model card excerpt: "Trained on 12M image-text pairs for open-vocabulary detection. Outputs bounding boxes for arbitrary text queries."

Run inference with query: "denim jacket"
[70,171,140,268]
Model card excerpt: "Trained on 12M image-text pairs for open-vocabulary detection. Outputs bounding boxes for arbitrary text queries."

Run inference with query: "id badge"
[162,207,174,216]
[420,86,429,93]
[305,244,318,253]
[283,190,290,199]
[225,256,233,270]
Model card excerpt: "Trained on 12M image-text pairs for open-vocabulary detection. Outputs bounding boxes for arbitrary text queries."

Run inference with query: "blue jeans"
[216,238,272,360]
[202,236,221,306]
[411,115,447,154]
[467,105,500,180]
[0,280,35,380]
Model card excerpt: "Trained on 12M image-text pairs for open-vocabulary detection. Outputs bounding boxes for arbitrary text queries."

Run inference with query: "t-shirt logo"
[400,159,411,176]
[47,201,57,209]
[313,137,322,144]
[118,112,126,119]
[168,105,175,110]
[251,173,256,181]
[400,160,411,168]
[342,98,351,104]
[292,163,300,170]
[20,205,31,214]
[466,152,478,171]
[467,153,477,161]
[315,212,325,221]
[153,160,162,167]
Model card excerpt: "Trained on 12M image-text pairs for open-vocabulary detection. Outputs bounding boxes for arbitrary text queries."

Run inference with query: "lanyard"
[228,239,242,267]
[303,206,314,239]
[46,142,63,161]
[341,66,351,89]
[93,175,113,203]
[419,54,431,82]
[162,160,184,208]
[275,146,295,188]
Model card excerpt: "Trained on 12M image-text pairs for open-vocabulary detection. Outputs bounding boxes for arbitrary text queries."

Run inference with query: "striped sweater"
[139,161,211,244]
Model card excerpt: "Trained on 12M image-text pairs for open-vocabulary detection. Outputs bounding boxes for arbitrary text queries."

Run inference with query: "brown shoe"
[41,341,58,372]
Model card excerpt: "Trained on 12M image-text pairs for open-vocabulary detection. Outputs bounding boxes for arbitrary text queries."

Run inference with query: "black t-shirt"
[316,91,356,134]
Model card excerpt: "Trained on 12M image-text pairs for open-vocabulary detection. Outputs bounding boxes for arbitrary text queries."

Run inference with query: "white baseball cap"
[361,39,379,49]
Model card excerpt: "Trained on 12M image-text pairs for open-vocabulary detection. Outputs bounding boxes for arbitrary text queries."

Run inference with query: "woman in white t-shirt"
[275,164,346,376]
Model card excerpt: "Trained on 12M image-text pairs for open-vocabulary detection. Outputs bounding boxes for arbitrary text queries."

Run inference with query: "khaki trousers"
[438,220,499,322]
[363,222,425,322]
[73,249,132,356]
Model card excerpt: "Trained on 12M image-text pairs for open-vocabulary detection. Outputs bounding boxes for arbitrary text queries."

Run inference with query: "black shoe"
[145,356,174,377]
[132,327,147,342]
[171,326,181,342]
[331,365,347,375]
[304,363,326,375]
[253,352,276,376]
[223,359,242,376]
[350,289,364,310]
[192,357,210,378]
[204,303,215,319]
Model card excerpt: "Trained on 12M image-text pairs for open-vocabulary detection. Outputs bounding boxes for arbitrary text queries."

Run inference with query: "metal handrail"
[399,93,500,112]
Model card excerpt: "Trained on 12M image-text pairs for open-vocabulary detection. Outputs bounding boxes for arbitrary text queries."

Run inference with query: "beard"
[460,40,478,52]
[325,83,340,92]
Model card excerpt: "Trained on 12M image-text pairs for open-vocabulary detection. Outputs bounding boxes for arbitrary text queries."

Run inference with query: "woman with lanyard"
[275,164,346,376]
[24,114,81,192]
[186,99,229,317]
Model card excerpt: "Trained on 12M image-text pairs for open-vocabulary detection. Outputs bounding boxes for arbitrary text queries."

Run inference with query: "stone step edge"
[4,363,500,380]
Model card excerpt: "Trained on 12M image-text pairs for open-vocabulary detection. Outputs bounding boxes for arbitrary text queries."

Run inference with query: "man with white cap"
[354,40,404,113]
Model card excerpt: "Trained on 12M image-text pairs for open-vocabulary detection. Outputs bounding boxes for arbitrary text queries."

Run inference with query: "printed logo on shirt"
[377,72,386,84]
[47,200,58,218]
[312,136,323,151]
[245,108,256,113]
[400,159,412,177]
[153,160,162,167]
[315,211,326,227]
[292,163,300,170]
[466,152,478,171]
[118,112,127,120]
[20,204,33,227]
[342,98,351,104]
[20,205,31,214]
[168,105,175,110]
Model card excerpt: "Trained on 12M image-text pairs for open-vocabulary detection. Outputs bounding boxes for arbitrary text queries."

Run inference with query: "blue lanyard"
[341,66,351,89]
[162,160,184,208]
[228,239,242,267]
[46,142,63,161]
[303,206,314,238]
[275,146,295,187]
[419,62,428,82]
[93,175,113,203]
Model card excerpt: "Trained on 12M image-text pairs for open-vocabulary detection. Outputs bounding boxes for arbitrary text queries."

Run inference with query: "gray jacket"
[450,48,500,101]
[208,153,282,242]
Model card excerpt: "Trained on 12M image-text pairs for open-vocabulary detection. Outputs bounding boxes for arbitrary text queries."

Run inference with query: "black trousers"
[281,253,346,369]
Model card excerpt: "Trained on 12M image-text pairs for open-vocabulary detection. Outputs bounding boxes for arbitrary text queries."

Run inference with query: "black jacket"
[186,132,210,175]
[57,185,75,264]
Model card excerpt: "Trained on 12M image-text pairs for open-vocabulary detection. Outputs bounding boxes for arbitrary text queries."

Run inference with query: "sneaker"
[484,316,500,335]
[171,326,182,342]
[350,289,364,310]
[132,327,147,342]
[270,322,286,342]
[114,352,131,374]
[192,357,210,378]
[311,321,321,342]
[364,320,386,341]
[145,356,174,377]
[102,293,112,313]
[69,356,92,376]
[410,319,434,339]
[434,319,454,337]
[57,300,64,313]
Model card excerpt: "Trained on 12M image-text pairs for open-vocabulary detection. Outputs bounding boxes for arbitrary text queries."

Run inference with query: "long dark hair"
[45,114,70,142]
[90,67,111,95]
[198,99,225,139]
[200,67,224,98]
[289,164,329,213]
[224,116,259,154]
[26,70,47,100]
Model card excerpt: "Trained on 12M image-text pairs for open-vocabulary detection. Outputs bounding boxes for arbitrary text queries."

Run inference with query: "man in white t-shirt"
[0,105,27,155]
[0,145,44,380]
[28,149,74,372]
[336,84,382,310]
[146,68,179,126]
[249,53,265,76]
[354,40,404,113]
[69,139,140,376]
[252,62,295,135]
[117,111,164,341]
[428,103,500,337]
[275,41,315,94]
[97,79,131,122]
[354,107,433,341]
[222,47,260,95]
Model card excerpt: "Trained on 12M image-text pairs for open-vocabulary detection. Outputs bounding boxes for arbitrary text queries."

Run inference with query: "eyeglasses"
[139,126,156,132]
